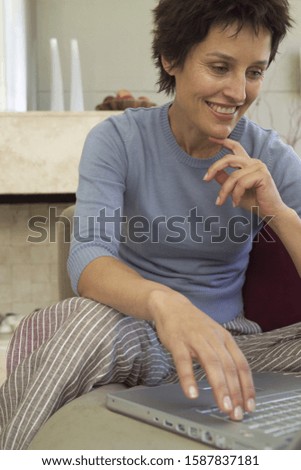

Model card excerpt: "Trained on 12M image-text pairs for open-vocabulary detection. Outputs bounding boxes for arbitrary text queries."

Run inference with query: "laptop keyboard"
[243,394,301,437]
[197,392,301,438]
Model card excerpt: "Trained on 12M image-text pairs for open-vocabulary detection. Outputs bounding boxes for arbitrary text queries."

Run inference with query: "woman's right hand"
[79,256,256,420]
[148,290,256,421]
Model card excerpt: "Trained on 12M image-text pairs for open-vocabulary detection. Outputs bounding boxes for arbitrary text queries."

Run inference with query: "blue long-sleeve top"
[68,103,301,324]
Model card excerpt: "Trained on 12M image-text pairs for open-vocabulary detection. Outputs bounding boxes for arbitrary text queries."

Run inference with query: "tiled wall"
[0,203,70,317]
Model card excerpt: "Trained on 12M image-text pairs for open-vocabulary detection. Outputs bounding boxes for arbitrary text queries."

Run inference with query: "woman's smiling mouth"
[206,101,238,115]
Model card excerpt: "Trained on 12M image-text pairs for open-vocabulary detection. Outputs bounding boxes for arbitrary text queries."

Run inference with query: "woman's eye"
[248,70,264,79]
[211,65,228,74]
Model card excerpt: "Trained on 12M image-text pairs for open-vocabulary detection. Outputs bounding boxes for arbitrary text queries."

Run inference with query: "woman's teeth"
[207,102,237,115]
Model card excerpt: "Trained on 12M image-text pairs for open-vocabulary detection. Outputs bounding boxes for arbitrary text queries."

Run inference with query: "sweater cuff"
[67,244,118,295]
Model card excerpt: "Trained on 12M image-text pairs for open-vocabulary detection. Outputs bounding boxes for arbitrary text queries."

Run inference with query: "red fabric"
[243,224,301,331]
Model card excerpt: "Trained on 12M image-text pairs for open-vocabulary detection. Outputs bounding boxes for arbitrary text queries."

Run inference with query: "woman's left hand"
[204,137,286,218]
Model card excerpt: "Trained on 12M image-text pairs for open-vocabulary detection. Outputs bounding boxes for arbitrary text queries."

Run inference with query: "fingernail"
[223,396,233,412]
[203,172,209,181]
[215,196,221,206]
[234,406,244,421]
[247,398,256,412]
[188,385,198,399]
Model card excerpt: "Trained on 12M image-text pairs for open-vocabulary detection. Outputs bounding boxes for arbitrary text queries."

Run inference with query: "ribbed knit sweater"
[68,103,301,323]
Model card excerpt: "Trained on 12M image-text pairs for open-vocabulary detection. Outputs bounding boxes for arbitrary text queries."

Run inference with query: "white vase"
[50,38,64,111]
[70,39,84,111]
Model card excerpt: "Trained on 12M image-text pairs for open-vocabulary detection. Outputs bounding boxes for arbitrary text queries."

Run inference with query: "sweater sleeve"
[240,119,301,219]
[67,118,128,294]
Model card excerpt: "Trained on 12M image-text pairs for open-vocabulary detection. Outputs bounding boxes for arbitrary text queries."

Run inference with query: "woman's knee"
[6,297,94,373]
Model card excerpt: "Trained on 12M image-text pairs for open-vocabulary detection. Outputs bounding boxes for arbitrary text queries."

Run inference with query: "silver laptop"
[106,372,301,450]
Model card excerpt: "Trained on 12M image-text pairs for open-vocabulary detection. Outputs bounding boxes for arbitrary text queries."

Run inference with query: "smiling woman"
[1,0,301,451]
[161,24,271,157]
[152,0,291,95]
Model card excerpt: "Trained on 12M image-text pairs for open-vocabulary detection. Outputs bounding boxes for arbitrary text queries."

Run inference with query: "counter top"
[0,112,121,195]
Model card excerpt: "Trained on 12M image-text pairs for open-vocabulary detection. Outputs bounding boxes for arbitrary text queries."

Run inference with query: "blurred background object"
[95,89,156,111]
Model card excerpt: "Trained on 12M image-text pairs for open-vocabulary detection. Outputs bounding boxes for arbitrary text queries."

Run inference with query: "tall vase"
[50,38,64,111]
[70,38,84,111]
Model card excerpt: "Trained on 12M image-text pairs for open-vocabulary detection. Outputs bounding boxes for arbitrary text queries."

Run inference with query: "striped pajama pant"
[0,296,301,449]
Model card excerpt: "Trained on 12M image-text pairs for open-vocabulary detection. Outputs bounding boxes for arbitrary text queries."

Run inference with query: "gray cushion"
[29,384,209,450]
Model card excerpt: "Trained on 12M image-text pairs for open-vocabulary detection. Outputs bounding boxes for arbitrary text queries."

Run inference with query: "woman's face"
[164,23,272,157]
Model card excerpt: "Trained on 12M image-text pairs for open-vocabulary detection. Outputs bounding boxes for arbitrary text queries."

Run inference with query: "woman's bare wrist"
[145,288,191,323]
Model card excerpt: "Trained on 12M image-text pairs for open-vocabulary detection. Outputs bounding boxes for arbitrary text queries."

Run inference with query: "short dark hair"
[152,0,293,96]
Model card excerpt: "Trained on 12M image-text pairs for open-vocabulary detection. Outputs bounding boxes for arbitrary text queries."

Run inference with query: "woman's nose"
[223,74,247,104]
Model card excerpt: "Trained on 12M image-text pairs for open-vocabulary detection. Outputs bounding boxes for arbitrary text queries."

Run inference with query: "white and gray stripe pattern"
[0,297,300,449]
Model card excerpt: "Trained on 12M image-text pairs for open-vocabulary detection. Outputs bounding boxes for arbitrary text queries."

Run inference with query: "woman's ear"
[161,56,175,76]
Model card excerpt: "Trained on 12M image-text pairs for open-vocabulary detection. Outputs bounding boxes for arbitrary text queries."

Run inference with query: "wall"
[34,0,301,153]
[36,0,164,111]
[0,203,69,317]
[246,0,301,155]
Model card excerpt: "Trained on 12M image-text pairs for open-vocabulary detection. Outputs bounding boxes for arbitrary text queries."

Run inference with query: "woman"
[1,0,301,449]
